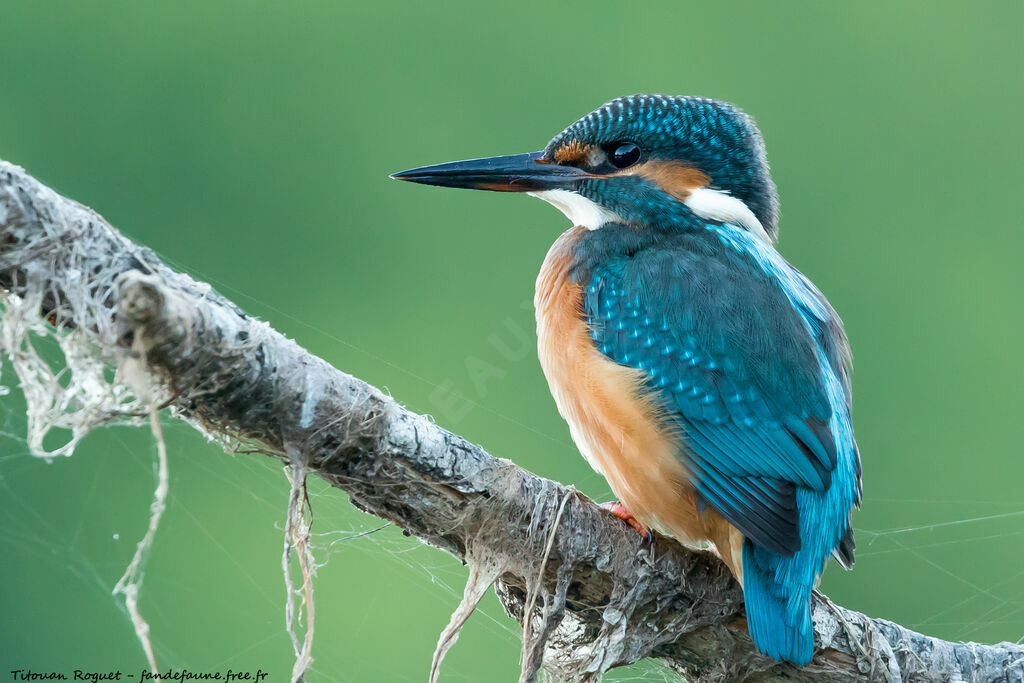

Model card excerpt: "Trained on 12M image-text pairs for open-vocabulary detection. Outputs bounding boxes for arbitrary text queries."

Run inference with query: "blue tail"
[742,540,814,665]
[740,424,860,666]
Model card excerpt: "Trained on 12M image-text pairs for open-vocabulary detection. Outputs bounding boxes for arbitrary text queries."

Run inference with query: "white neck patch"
[528,189,623,230]
[529,186,770,241]
[684,187,771,243]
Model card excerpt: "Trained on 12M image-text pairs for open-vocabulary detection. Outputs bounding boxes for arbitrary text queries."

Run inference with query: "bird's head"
[393,94,779,242]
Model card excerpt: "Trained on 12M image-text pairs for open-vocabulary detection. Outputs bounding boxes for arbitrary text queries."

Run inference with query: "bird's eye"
[610,142,641,169]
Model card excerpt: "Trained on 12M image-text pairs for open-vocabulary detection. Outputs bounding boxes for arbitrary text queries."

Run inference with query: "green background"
[2,2,1022,681]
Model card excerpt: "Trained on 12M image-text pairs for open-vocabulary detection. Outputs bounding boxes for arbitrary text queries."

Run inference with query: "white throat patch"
[684,187,771,243]
[529,186,770,241]
[528,189,623,230]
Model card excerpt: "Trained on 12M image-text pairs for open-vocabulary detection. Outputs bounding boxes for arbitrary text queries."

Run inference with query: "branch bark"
[1,159,1021,683]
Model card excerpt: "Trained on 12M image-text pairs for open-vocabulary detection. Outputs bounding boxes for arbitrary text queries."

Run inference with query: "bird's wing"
[583,240,841,556]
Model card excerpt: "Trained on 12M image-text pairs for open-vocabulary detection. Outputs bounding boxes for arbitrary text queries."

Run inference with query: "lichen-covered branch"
[1,159,1021,683]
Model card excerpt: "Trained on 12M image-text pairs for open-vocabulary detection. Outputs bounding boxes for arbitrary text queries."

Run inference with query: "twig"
[2,159,1022,682]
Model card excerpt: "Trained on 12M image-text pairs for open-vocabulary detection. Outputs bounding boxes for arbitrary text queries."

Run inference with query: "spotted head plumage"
[393,94,779,242]
[542,95,779,240]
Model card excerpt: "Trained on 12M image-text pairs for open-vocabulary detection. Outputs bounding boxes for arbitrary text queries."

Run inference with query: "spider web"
[1,248,1021,682]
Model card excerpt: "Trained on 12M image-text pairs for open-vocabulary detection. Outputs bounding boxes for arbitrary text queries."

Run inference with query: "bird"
[392,94,862,666]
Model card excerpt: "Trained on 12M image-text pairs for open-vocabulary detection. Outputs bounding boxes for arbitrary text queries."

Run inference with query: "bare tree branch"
[1,159,1021,683]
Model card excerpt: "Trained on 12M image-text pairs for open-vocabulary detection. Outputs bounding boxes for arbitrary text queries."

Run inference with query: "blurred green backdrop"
[2,2,1022,681]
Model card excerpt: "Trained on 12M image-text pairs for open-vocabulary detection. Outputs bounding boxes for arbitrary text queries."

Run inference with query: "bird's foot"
[600,501,653,543]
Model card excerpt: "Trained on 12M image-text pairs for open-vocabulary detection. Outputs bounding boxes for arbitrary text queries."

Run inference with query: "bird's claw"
[600,501,653,544]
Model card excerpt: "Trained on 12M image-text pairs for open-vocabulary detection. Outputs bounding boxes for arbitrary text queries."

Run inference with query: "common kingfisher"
[393,94,862,665]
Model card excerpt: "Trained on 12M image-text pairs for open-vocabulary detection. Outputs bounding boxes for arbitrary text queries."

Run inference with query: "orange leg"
[600,501,653,543]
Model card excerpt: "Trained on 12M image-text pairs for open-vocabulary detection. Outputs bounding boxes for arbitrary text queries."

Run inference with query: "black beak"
[390,151,591,192]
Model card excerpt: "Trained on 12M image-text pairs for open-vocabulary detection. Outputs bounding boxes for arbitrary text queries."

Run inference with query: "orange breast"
[534,227,745,580]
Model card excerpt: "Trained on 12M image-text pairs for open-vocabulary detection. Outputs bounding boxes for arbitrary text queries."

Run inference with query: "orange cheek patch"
[621,160,710,202]
[552,139,594,164]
